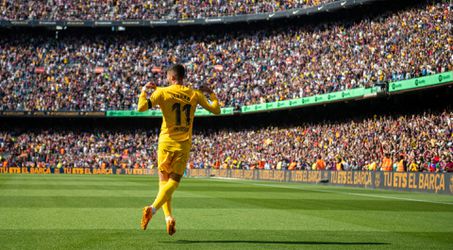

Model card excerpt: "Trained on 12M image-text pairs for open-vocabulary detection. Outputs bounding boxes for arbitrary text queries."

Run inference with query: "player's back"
[155,84,203,144]
[138,81,220,146]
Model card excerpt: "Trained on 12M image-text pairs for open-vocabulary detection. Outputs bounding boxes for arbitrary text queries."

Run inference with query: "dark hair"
[168,64,185,80]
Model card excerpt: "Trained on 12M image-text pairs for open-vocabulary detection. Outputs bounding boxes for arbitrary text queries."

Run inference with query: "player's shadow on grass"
[164,240,389,245]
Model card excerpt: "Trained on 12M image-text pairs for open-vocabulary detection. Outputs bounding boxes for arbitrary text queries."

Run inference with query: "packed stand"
[0,2,451,111]
[0,130,159,170]
[0,0,334,20]
[192,111,453,172]
[1,111,452,172]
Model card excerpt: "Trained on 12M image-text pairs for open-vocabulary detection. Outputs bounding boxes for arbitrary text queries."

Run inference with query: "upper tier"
[0,0,335,20]
[0,1,451,112]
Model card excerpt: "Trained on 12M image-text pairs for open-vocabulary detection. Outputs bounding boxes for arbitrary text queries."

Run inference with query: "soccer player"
[137,64,221,235]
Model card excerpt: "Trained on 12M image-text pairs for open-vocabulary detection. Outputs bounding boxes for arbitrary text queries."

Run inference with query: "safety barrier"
[2,167,451,194]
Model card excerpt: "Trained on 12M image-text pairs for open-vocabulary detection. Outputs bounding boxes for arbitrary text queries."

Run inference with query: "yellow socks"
[159,181,172,217]
[152,179,179,212]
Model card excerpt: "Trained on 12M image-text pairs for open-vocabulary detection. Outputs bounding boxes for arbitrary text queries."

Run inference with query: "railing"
[189,168,452,195]
[106,107,234,117]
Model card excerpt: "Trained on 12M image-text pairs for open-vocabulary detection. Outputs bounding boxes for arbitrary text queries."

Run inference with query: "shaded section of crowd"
[0,0,334,20]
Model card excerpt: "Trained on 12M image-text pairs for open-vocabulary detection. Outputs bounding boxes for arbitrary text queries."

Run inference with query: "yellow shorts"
[157,140,191,176]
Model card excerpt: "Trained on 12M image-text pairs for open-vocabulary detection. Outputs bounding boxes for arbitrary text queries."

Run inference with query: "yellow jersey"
[137,84,221,144]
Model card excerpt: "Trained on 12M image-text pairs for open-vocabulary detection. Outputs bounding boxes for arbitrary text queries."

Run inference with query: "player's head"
[167,64,185,84]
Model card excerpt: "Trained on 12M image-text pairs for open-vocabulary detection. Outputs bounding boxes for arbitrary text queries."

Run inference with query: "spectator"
[315,155,326,170]
[396,155,406,172]
[445,156,453,172]
[381,153,393,171]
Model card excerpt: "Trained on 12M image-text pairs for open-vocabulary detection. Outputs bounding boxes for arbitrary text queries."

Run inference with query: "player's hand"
[199,84,213,94]
[142,82,156,92]
[145,82,156,90]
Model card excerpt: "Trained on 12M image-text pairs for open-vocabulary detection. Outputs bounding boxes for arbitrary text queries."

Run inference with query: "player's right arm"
[137,82,158,112]
[197,85,221,115]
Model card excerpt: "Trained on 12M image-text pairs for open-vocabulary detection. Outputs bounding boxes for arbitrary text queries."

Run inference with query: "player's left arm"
[197,85,221,115]
[137,82,157,112]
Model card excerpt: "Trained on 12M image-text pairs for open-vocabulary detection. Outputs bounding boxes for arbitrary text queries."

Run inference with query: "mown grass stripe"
[1,196,452,212]
[0,229,452,250]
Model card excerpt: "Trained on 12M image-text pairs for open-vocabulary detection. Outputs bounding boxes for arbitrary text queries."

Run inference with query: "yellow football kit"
[138,84,220,175]
[138,83,220,233]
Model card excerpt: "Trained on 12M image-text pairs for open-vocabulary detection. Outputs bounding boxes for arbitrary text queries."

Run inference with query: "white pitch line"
[207,178,453,206]
[328,191,453,206]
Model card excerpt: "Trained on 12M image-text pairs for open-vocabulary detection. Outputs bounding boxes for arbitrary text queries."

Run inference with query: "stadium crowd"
[1,1,450,111]
[0,1,333,20]
[1,111,452,172]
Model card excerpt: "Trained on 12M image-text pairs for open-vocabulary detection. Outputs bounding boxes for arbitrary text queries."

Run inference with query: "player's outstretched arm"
[137,82,156,112]
[198,85,221,115]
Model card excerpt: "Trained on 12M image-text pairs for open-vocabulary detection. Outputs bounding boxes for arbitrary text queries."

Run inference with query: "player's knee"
[158,171,170,181]
[169,172,183,183]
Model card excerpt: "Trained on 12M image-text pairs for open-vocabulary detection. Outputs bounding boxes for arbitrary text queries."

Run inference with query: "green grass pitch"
[0,174,452,249]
